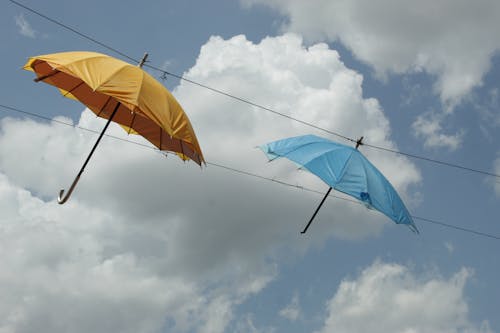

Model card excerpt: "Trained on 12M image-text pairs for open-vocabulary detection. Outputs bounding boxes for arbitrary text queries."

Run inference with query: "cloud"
[317,261,492,333]
[243,0,500,150]
[0,141,274,333]
[0,172,205,333]
[279,293,301,321]
[0,34,420,332]
[232,314,276,333]
[412,112,464,151]
[15,13,36,38]
[445,241,455,254]
[0,115,277,333]
[243,0,500,108]
[177,34,421,210]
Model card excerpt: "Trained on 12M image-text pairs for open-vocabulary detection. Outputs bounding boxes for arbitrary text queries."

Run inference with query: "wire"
[363,143,500,179]
[0,104,156,149]
[145,66,356,143]
[207,161,359,205]
[8,0,500,180]
[8,0,140,64]
[1,103,499,241]
[8,0,353,142]
[205,161,500,240]
[211,162,500,240]
[412,215,500,240]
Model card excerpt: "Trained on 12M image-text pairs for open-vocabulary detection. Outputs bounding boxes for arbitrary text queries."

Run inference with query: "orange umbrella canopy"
[24,51,204,165]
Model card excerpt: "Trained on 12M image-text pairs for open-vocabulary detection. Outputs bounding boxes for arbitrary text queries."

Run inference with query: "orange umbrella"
[24,51,204,204]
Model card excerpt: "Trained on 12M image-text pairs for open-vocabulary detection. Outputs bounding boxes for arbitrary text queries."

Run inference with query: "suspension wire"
[144,65,356,143]
[212,162,500,240]
[1,103,499,241]
[412,215,500,240]
[0,104,154,148]
[206,160,361,206]
[7,0,140,64]
[8,0,500,179]
[362,142,500,179]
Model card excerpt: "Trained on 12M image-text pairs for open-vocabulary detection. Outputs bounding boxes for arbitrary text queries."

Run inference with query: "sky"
[1,1,500,332]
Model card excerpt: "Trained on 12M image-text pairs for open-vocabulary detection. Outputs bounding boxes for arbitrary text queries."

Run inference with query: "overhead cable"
[1,103,499,241]
[8,0,500,179]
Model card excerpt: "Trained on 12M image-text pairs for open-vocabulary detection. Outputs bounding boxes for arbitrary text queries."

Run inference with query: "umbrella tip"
[138,53,149,68]
[355,136,364,149]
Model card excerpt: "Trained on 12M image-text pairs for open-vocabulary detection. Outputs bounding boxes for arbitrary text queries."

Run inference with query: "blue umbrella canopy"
[260,134,418,233]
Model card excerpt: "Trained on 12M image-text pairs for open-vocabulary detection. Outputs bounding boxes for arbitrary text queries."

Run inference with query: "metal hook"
[58,175,81,204]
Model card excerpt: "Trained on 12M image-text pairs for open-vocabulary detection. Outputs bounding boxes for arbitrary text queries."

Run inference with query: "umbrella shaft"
[58,102,121,204]
[301,187,332,234]
[77,102,120,178]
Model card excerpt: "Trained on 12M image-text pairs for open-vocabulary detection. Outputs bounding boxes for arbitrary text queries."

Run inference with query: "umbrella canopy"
[24,51,204,204]
[24,51,204,165]
[260,134,418,233]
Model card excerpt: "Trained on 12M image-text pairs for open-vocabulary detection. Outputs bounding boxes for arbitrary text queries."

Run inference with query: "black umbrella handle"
[58,102,121,204]
[301,187,332,234]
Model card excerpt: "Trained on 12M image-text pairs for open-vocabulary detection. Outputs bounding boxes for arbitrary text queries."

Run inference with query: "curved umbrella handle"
[56,54,150,205]
[56,54,149,205]
[57,102,121,204]
[58,175,81,204]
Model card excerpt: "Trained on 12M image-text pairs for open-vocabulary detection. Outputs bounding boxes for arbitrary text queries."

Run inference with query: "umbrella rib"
[359,157,371,200]
[62,81,85,97]
[180,139,185,159]
[299,146,356,186]
[159,127,163,150]
[267,142,318,161]
[34,70,61,82]
[127,112,136,134]
[96,96,113,118]
[335,150,356,184]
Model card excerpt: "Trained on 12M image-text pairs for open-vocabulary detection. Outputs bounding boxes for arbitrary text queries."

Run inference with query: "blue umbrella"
[260,134,418,234]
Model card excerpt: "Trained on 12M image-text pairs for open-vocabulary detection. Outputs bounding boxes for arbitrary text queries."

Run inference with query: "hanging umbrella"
[259,134,418,234]
[24,51,204,204]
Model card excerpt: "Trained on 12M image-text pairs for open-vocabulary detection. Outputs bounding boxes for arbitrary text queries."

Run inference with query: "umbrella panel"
[31,60,202,165]
[261,135,418,232]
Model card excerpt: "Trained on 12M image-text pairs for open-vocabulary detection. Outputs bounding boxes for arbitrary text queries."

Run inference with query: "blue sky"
[1,1,499,332]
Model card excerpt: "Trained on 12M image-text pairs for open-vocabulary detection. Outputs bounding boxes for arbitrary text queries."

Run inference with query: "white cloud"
[243,0,500,150]
[0,172,205,333]
[233,314,276,333]
[15,13,36,38]
[177,34,421,214]
[317,261,492,333]
[412,112,464,151]
[0,114,277,333]
[0,34,420,332]
[445,242,455,254]
[243,0,500,108]
[279,293,301,321]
